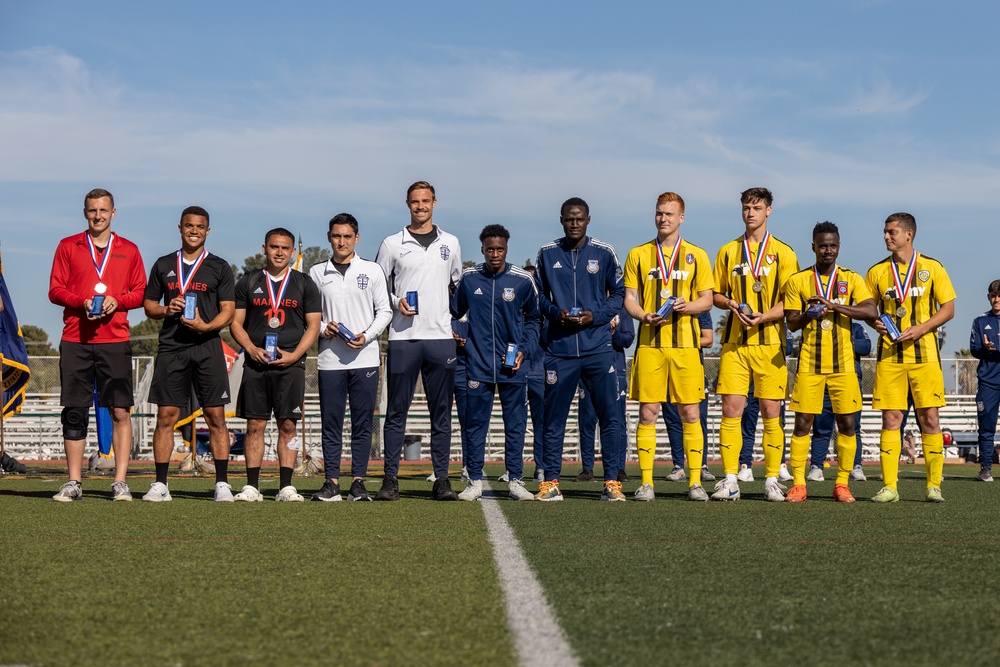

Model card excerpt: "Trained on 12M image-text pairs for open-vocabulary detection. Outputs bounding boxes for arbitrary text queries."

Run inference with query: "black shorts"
[59,340,134,408]
[149,338,231,408]
[236,361,305,421]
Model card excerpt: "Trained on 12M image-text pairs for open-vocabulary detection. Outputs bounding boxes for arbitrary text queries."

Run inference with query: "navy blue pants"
[527,371,545,466]
[810,388,863,468]
[383,339,456,478]
[579,373,628,472]
[454,359,471,467]
[464,380,527,481]
[318,367,379,480]
[977,381,1000,469]
[661,395,709,466]
[543,350,621,482]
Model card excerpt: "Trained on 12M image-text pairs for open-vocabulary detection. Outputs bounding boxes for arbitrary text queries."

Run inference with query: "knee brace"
[61,407,90,441]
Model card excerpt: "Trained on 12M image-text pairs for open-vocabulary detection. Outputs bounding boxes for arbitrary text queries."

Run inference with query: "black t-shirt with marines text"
[235,269,322,358]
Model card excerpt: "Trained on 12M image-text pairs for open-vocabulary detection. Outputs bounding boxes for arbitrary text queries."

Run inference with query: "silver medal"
[94,282,107,294]
[896,306,907,318]
[268,317,280,329]
[752,280,764,293]
[659,288,671,299]
[821,319,833,331]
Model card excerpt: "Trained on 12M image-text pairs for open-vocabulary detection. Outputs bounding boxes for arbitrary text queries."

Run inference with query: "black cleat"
[311,479,341,502]
[574,469,594,482]
[431,476,458,501]
[348,478,372,501]
[374,476,400,501]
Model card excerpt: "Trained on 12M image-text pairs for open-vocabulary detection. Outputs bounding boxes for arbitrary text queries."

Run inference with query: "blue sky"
[1,0,997,356]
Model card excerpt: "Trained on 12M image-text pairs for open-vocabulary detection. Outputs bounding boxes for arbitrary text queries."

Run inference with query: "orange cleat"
[833,483,856,503]
[785,484,807,502]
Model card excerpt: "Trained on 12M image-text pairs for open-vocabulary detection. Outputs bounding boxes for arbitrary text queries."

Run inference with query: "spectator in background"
[970,279,1000,482]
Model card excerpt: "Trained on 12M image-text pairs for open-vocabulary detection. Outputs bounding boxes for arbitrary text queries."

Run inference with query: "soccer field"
[2,463,998,667]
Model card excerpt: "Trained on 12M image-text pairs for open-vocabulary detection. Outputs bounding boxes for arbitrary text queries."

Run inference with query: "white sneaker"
[711,479,740,501]
[806,465,825,482]
[850,465,867,481]
[633,483,655,501]
[52,481,82,502]
[426,473,437,482]
[778,463,794,481]
[461,467,471,483]
[498,470,510,482]
[234,485,263,502]
[665,466,686,482]
[737,464,754,482]
[214,482,235,502]
[534,468,545,482]
[688,484,709,501]
[700,467,716,482]
[458,479,483,501]
[142,481,172,502]
[508,479,535,501]
[276,485,305,502]
[764,480,786,502]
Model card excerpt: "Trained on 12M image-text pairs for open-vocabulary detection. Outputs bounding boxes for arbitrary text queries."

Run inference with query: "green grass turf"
[3,463,1000,666]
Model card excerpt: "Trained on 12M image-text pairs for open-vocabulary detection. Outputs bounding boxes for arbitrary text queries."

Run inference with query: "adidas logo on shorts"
[221,391,228,400]
[293,406,301,413]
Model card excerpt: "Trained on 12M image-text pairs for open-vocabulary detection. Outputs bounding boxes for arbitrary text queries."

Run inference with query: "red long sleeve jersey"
[48,232,147,343]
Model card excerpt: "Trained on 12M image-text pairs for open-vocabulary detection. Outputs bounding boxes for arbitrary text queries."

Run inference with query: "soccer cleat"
[687,484,709,501]
[88,451,115,473]
[711,479,740,501]
[234,485,264,502]
[374,476,400,501]
[534,468,545,482]
[778,462,794,482]
[214,482,235,502]
[276,485,305,502]
[871,486,900,503]
[763,481,786,502]
[701,467,716,482]
[925,486,944,503]
[833,484,856,503]
[458,479,483,501]
[574,469,594,482]
[1,452,28,474]
[633,483,655,501]
[460,467,471,484]
[111,481,133,502]
[617,469,630,483]
[665,466,686,482]
[347,479,371,501]
[431,477,458,501]
[785,485,807,503]
[535,480,563,502]
[498,470,510,482]
[52,480,82,502]
[601,480,626,502]
[142,482,172,502]
[977,467,993,482]
[508,479,535,501]
[850,464,867,482]
[737,464,754,482]
[806,465,825,482]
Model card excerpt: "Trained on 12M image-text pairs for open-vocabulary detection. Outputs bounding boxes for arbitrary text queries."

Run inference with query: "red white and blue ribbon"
[87,232,115,285]
[176,249,208,295]
[265,268,292,312]
[742,230,770,282]
[656,236,682,282]
[813,264,838,301]
[890,252,918,304]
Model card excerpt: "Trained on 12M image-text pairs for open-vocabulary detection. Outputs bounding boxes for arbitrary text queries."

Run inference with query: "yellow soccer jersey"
[865,253,955,364]
[714,234,798,346]
[624,239,714,348]
[786,266,873,374]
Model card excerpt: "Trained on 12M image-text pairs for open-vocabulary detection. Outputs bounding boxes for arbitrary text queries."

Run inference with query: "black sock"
[247,467,260,489]
[279,466,293,488]
[215,458,228,484]
[155,462,169,485]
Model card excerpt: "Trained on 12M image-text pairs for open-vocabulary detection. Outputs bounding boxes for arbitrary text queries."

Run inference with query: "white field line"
[479,483,580,667]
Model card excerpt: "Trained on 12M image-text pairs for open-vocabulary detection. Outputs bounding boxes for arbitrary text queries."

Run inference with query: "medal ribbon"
[655,236,682,284]
[742,231,771,281]
[175,250,208,296]
[87,232,115,281]
[813,264,838,301]
[890,252,918,307]
[264,268,292,314]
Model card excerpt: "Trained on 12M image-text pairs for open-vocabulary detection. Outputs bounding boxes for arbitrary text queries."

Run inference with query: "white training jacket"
[309,256,392,371]
[375,225,463,341]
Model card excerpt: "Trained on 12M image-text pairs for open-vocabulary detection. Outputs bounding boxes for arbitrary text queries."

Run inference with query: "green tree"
[299,245,330,272]
[130,318,163,356]
[956,348,977,395]
[21,325,57,355]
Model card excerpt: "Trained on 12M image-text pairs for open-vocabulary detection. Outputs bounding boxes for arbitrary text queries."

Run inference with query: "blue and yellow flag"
[0,270,31,419]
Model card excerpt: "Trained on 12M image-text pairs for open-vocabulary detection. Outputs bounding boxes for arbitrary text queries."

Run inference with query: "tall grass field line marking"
[479,483,579,667]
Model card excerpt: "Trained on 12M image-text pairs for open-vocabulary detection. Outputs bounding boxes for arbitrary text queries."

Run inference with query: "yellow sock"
[762,417,784,479]
[636,423,656,487]
[880,429,901,490]
[835,432,856,485]
[683,421,703,486]
[789,434,810,486]
[922,432,944,488]
[719,417,741,475]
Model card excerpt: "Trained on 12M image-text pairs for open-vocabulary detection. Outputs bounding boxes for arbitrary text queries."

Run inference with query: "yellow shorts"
[717,343,788,400]
[790,371,862,415]
[872,361,946,410]
[629,346,705,405]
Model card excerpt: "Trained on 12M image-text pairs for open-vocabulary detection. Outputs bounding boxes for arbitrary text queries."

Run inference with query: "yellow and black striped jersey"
[865,254,955,364]
[714,234,798,346]
[623,239,714,348]
[785,266,872,374]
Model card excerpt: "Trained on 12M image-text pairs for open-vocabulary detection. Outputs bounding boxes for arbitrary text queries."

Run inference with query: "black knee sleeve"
[62,407,89,440]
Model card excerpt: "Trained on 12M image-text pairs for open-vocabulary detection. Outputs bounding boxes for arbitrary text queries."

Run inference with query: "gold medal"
[821,319,833,331]
[268,317,281,329]
[896,306,907,318]
[660,288,671,299]
[752,280,764,293]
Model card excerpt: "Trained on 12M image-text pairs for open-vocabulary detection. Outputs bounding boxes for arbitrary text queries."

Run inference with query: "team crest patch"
[766,254,776,264]
[546,370,558,385]
[356,274,369,289]
[440,245,451,260]
[686,253,694,264]
[503,287,515,302]
[587,259,599,274]
[918,270,930,282]
[837,281,848,295]
[468,380,480,389]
